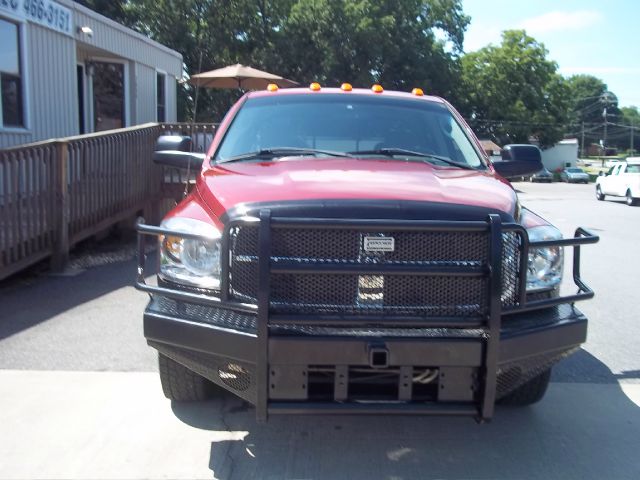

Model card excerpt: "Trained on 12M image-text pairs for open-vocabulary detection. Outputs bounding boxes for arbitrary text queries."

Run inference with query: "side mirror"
[153,135,205,170]
[153,150,206,170]
[599,171,605,177]
[492,144,543,179]
[156,135,192,152]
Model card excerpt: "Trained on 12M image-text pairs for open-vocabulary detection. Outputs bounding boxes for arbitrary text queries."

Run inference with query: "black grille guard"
[136,213,598,421]
[135,214,598,318]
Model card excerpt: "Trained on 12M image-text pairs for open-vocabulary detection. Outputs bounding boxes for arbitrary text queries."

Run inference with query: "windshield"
[567,168,584,173]
[214,94,484,168]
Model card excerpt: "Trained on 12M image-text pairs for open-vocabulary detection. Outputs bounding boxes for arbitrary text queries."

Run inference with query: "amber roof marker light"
[412,88,424,96]
[310,82,321,91]
[267,83,279,92]
[341,83,353,92]
[371,84,384,94]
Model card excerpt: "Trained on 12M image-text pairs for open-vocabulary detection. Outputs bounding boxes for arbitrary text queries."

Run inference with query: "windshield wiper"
[220,147,353,163]
[348,148,476,170]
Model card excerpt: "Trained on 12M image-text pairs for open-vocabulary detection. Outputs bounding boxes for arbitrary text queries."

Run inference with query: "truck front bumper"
[144,296,587,418]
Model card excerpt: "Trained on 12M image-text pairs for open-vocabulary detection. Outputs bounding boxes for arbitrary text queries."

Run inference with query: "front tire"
[626,190,638,206]
[158,353,218,401]
[596,185,604,201]
[499,368,551,406]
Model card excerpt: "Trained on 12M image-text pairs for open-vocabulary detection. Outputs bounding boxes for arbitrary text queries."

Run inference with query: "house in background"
[586,143,618,157]
[0,0,182,149]
[540,138,578,171]
[479,139,502,157]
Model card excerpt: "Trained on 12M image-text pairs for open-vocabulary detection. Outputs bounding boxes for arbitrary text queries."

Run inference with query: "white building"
[541,138,579,171]
[0,0,182,149]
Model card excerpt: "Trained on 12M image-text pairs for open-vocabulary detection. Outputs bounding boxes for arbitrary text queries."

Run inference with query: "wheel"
[499,368,551,406]
[626,190,638,206]
[596,185,604,201]
[158,353,218,401]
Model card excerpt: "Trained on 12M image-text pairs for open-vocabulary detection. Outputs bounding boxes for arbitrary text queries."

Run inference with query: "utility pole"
[600,91,616,157]
[632,118,635,154]
[581,121,585,157]
[603,107,608,155]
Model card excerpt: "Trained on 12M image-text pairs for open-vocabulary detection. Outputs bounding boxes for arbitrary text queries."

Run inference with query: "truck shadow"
[172,349,640,480]
[0,235,156,341]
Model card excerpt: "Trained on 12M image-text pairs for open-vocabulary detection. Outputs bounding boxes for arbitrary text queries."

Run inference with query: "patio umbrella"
[189,63,298,90]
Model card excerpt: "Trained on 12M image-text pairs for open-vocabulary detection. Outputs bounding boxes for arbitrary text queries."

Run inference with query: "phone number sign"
[0,0,73,36]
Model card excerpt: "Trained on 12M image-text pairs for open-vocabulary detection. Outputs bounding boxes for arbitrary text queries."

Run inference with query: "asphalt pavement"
[0,181,639,479]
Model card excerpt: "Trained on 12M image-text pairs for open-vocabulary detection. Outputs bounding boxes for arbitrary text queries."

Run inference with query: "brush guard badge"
[363,236,395,252]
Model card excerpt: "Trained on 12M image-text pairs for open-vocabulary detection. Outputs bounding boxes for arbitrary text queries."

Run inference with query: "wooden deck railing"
[0,122,218,281]
[1,141,61,279]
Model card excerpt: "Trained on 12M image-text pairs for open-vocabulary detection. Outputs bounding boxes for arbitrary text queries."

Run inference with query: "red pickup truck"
[136,84,597,422]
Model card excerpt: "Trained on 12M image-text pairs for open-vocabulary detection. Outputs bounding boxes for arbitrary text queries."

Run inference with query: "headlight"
[526,225,563,291]
[159,217,221,289]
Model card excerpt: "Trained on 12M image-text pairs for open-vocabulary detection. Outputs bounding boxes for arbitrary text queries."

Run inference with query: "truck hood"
[197,157,517,219]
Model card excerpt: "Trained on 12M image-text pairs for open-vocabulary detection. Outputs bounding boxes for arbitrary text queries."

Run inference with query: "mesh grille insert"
[218,363,251,391]
[228,224,523,318]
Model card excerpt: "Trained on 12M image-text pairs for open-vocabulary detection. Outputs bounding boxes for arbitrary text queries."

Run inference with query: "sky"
[461,0,639,108]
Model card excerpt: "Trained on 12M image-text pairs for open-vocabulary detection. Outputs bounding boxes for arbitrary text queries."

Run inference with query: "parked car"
[137,84,598,422]
[530,167,553,182]
[595,158,640,206]
[560,167,589,183]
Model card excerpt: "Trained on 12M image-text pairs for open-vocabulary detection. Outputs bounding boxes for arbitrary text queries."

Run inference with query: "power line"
[608,122,640,131]
[467,118,637,131]
[465,118,598,128]
[465,115,637,151]
[564,124,603,136]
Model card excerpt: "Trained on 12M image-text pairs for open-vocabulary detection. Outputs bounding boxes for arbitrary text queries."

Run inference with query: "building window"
[156,72,166,122]
[0,18,24,128]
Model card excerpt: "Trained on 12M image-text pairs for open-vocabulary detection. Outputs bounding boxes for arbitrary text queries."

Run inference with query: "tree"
[73,1,471,121]
[75,0,133,25]
[280,0,469,98]
[565,74,621,126]
[459,30,569,148]
[564,75,625,153]
[620,106,640,153]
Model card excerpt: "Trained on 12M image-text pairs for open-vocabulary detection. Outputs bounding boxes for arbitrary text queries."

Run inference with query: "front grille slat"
[228,224,522,318]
